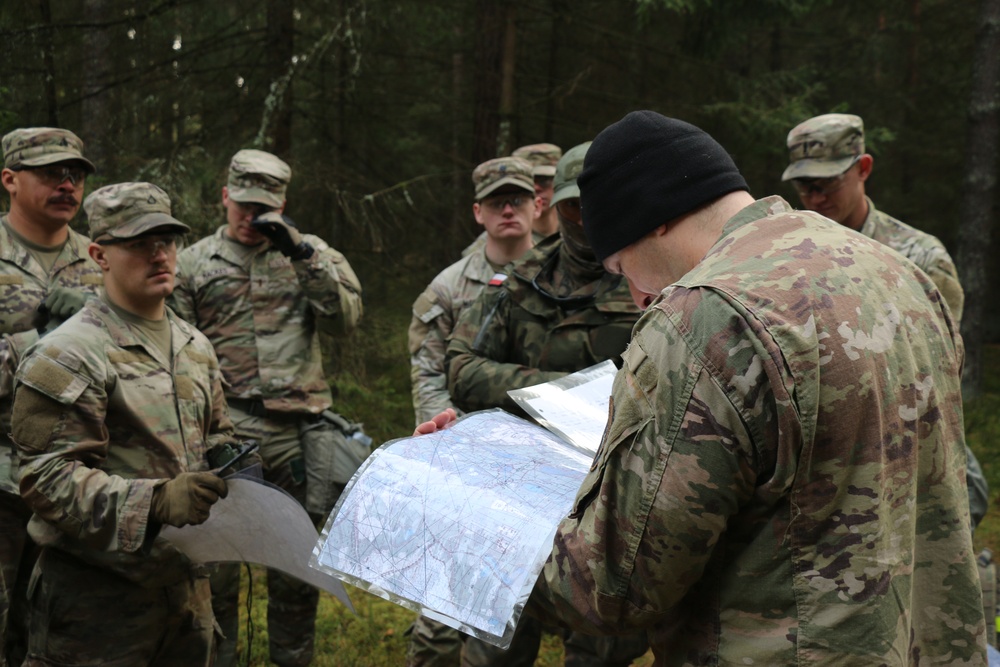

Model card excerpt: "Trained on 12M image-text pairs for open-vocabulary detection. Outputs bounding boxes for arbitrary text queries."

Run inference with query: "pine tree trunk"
[472,0,504,164]
[267,0,295,157]
[958,0,1000,398]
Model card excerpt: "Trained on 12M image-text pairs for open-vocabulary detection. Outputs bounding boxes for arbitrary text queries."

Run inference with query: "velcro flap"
[19,354,90,405]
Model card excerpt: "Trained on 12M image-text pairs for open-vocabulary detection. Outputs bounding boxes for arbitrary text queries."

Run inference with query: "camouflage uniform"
[446,220,646,665]
[170,150,363,667]
[447,236,639,416]
[11,293,233,667]
[858,196,964,324]
[409,248,507,425]
[532,197,986,665]
[0,128,101,667]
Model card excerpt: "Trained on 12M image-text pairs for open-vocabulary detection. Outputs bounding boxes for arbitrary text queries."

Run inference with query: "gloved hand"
[32,288,89,335]
[251,211,314,260]
[150,472,229,528]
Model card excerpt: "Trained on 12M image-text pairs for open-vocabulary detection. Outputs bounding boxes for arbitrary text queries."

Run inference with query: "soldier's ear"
[1,169,16,196]
[88,243,110,271]
[856,154,874,182]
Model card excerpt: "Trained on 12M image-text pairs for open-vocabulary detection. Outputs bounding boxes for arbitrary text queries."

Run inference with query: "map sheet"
[310,409,595,648]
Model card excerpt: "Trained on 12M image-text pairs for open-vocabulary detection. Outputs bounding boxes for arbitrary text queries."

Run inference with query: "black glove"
[251,212,314,260]
[32,288,89,335]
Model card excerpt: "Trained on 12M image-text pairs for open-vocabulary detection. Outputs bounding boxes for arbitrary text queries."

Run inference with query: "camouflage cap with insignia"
[85,182,190,240]
[472,156,535,200]
[550,141,592,206]
[227,149,291,208]
[782,113,865,181]
[511,143,562,177]
[2,127,96,173]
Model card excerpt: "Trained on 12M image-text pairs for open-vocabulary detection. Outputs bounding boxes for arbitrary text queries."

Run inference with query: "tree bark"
[81,0,114,168]
[958,0,1000,398]
[266,0,295,157]
[471,0,504,164]
[38,0,59,127]
[496,4,517,156]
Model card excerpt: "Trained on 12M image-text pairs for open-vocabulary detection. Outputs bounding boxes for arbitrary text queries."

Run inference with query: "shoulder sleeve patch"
[621,339,648,374]
[11,387,65,453]
[18,355,90,405]
[413,292,445,324]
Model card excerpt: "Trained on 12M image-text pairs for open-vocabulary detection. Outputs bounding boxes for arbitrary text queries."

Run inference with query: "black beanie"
[580,111,749,261]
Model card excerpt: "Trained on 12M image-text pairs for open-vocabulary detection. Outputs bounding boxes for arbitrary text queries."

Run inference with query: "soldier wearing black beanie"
[579,110,749,262]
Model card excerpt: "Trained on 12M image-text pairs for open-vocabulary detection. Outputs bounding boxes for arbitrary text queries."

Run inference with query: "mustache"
[48,194,78,206]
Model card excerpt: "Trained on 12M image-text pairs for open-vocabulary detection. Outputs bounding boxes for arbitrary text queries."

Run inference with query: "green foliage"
[968,346,1000,557]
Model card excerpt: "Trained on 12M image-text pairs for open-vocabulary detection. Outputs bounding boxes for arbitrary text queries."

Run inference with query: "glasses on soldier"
[14,164,87,187]
[96,233,184,256]
[534,176,554,189]
[235,201,275,219]
[790,162,859,198]
[555,198,581,224]
[480,193,533,212]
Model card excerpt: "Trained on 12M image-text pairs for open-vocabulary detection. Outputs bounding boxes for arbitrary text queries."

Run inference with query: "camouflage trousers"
[212,405,321,667]
[406,615,462,666]
[22,547,215,667]
[462,616,649,667]
[0,490,32,667]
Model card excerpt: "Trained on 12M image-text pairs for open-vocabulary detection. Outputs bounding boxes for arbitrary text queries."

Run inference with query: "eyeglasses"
[96,233,184,256]
[480,194,533,212]
[790,163,857,198]
[555,198,581,224]
[534,177,554,189]
[235,201,275,219]
[14,164,87,187]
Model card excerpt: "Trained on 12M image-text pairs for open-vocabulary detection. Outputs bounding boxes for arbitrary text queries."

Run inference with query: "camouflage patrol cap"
[782,113,865,181]
[2,127,96,173]
[227,149,291,208]
[85,182,190,240]
[550,142,592,206]
[472,156,535,200]
[511,143,562,177]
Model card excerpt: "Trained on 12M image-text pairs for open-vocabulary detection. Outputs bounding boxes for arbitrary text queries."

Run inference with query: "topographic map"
[311,409,594,648]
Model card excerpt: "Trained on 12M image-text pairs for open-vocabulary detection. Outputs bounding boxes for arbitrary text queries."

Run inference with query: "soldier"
[512,143,562,239]
[406,156,537,667]
[408,156,538,426]
[781,113,964,323]
[0,127,102,667]
[521,111,983,662]
[782,113,988,527]
[170,149,364,667]
[462,143,561,258]
[446,142,647,666]
[10,181,233,666]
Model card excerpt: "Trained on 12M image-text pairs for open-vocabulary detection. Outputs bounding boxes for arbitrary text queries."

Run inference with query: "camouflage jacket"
[858,200,986,524]
[532,197,985,665]
[447,236,641,414]
[0,216,103,494]
[11,294,234,586]
[171,226,363,415]
[860,196,964,325]
[408,248,507,424]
